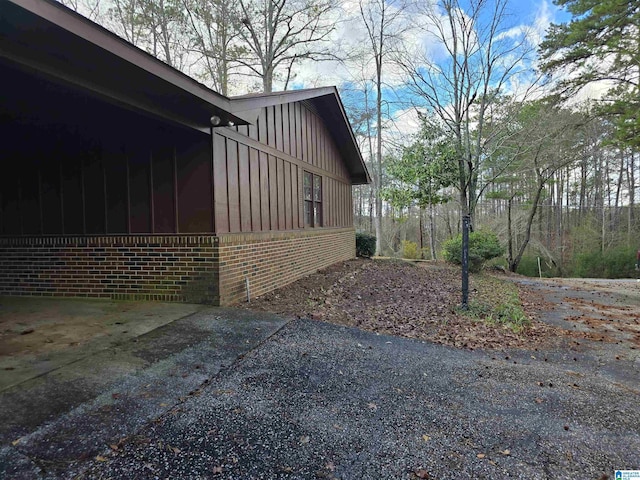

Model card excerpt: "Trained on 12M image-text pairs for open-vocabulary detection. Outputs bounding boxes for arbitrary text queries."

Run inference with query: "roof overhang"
[0,0,370,184]
[231,88,371,185]
[0,0,252,132]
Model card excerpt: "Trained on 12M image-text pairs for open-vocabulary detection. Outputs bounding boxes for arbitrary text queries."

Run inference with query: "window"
[304,171,322,227]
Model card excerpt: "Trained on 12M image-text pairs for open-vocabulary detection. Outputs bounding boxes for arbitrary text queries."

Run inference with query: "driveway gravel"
[76,318,638,479]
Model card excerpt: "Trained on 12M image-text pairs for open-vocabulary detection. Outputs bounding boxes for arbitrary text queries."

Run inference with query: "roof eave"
[2,0,252,129]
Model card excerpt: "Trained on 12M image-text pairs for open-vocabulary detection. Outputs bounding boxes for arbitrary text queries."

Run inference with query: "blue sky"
[297,0,575,142]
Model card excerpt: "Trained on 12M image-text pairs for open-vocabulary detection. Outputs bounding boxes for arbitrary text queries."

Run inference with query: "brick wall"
[0,228,355,305]
[0,236,220,303]
[216,228,355,306]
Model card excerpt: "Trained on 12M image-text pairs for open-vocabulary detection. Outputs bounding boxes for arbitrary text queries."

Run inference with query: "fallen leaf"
[95,455,108,462]
[489,460,497,466]
[11,438,22,446]
[414,468,430,478]
[367,402,377,410]
[534,398,544,404]
[168,446,181,454]
[500,449,510,456]
[325,462,336,471]
[476,453,486,459]
[422,434,431,442]
[159,403,169,407]
[109,444,120,451]
[280,465,294,473]
[299,435,310,444]
[212,466,223,474]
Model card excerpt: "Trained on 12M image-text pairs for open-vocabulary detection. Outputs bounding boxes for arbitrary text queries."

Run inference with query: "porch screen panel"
[41,160,63,234]
[128,149,151,233]
[20,165,41,234]
[84,154,106,234]
[0,174,20,234]
[152,147,176,233]
[61,157,84,234]
[104,151,128,234]
[177,138,212,233]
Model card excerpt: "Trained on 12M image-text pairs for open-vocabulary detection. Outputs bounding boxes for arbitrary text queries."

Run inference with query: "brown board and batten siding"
[213,100,353,234]
[0,123,214,237]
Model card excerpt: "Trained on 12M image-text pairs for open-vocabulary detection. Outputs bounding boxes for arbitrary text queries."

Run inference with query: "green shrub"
[515,255,559,277]
[442,230,505,273]
[401,240,419,259]
[570,245,637,278]
[356,232,376,258]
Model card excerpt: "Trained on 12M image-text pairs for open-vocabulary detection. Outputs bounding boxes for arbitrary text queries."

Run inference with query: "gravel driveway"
[80,320,638,479]
[2,279,639,479]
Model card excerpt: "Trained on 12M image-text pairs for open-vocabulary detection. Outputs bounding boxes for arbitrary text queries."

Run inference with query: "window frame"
[303,171,322,228]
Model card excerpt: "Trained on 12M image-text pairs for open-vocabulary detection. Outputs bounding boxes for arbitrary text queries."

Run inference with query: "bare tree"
[57,0,104,21]
[105,0,189,69]
[138,0,189,69]
[491,100,584,272]
[106,0,145,45]
[182,0,244,95]
[237,0,339,93]
[358,0,409,255]
[397,0,539,222]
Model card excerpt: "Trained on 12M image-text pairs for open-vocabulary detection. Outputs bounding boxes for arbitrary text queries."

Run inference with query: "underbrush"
[459,275,530,333]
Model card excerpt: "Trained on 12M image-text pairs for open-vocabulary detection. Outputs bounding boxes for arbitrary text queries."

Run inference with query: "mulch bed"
[245,258,561,351]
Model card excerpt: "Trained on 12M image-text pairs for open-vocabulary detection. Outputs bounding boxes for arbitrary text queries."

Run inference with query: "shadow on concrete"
[0,298,288,478]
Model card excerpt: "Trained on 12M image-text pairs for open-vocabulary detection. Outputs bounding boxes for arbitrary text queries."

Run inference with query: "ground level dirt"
[246,258,640,352]
[245,259,557,350]
[3,261,638,362]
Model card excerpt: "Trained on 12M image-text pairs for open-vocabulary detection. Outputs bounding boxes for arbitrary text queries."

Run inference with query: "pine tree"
[539,0,640,148]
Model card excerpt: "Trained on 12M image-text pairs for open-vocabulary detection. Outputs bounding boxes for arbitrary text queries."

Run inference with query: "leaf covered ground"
[246,258,559,350]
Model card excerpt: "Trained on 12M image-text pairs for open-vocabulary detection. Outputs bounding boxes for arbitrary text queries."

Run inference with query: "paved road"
[1,282,639,479]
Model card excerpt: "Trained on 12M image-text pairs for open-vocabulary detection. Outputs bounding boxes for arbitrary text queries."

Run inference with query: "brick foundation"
[0,228,355,305]
[216,228,355,306]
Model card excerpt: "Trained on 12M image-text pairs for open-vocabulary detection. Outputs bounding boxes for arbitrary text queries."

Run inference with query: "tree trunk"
[631,151,636,225]
[510,176,545,273]
[418,208,424,259]
[374,55,383,256]
[263,67,273,93]
[507,196,514,272]
[428,202,437,260]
